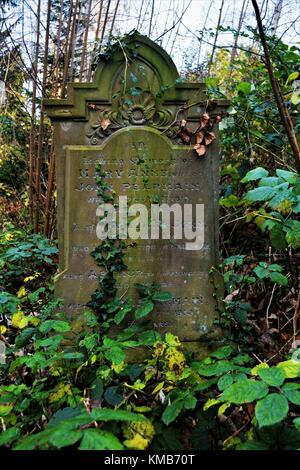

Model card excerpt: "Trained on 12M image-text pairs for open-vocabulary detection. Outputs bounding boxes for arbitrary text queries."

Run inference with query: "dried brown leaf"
[178,130,191,143]
[100,118,111,130]
[204,131,216,146]
[194,143,206,157]
[199,112,210,129]
[195,130,205,144]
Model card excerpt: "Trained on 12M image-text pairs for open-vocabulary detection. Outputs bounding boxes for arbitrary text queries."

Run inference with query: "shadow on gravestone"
[44,32,230,354]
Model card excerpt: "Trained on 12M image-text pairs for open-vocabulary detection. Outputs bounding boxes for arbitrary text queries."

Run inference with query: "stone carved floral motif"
[86,88,173,145]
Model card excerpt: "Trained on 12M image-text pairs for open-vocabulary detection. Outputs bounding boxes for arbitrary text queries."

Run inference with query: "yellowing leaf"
[124,435,149,450]
[111,362,125,374]
[49,383,71,403]
[203,398,219,411]
[0,325,7,334]
[165,333,181,347]
[0,404,13,417]
[17,286,26,299]
[12,311,28,329]
[24,272,40,283]
[275,200,293,216]
[277,360,300,378]
[152,381,165,395]
[218,402,231,416]
[251,362,269,376]
[90,354,97,365]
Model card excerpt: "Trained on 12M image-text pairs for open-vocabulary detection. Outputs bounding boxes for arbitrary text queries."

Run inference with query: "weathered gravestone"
[44,33,229,349]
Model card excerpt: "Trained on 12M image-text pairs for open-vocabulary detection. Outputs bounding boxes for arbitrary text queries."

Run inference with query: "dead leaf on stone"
[199,112,210,128]
[100,118,111,130]
[204,132,216,146]
[194,144,206,157]
[177,119,191,143]
[178,130,191,143]
[195,130,205,144]
[88,104,105,111]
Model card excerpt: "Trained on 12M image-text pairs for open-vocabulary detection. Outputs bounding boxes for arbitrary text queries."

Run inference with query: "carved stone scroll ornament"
[86,88,174,145]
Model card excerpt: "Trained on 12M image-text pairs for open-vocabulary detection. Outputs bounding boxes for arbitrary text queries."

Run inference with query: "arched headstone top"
[44,32,229,124]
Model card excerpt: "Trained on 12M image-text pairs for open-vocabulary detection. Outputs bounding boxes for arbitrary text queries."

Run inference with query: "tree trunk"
[87,0,103,81]
[34,0,51,232]
[229,0,248,70]
[28,0,41,226]
[79,0,93,81]
[251,0,300,173]
[109,0,120,39]
[208,0,225,74]
[99,0,112,53]
[270,0,283,35]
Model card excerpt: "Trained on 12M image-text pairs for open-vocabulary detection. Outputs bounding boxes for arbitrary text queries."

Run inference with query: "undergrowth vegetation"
[1,30,300,450]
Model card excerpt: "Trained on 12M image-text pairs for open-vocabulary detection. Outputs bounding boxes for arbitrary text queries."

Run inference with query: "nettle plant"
[242,167,300,250]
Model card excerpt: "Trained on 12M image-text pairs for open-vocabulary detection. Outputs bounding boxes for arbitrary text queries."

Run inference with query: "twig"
[292,285,300,349]
[266,284,276,329]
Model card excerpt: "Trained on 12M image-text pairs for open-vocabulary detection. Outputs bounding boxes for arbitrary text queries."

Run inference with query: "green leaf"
[103,387,124,406]
[276,169,299,184]
[0,427,20,447]
[237,81,252,95]
[244,186,275,202]
[285,220,300,249]
[90,408,148,422]
[253,264,268,279]
[258,177,283,187]
[257,367,285,387]
[269,224,287,250]
[241,167,269,183]
[162,400,184,425]
[79,429,123,450]
[50,428,82,449]
[15,327,36,348]
[282,383,300,405]
[138,330,161,346]
[237,440,269,450]
[135,300,154,319]
[268,183,296,208]
[104,346,125,365]
[91,378,104,401]
[269,271,288,286]
[63,352,85,360]
[39,320,70,333]
[222,379,268,404]
[113,304,132,325]
[192,360,233,377]
[48,407,84,427]
[152,291,173,302]
[255,393,289,427]
[218,374,233,391]
[183,393,197,410]
[211,345,233,359]
[294,417,300,430]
